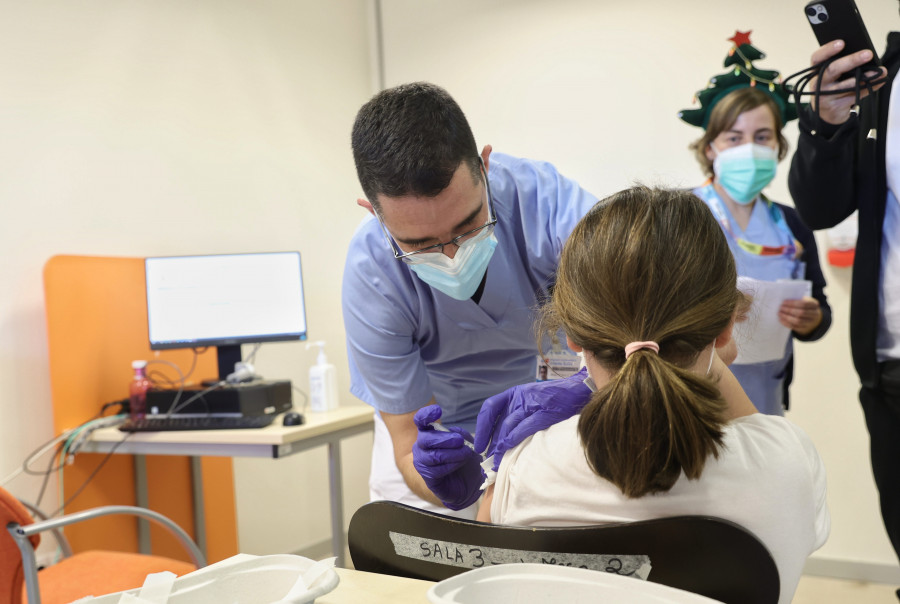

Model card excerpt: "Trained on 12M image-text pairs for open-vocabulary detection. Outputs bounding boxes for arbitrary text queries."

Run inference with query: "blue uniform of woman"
[693,183,832,414]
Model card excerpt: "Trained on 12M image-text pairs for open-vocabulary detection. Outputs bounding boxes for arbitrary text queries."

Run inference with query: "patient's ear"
[713,319,739,366]
[565,335,583,353]
[715,320,735,349]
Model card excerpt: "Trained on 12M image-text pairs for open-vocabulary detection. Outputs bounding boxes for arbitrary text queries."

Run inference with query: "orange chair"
[1,486,205,604]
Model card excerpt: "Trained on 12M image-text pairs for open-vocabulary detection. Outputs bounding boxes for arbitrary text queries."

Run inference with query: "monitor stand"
[199,344,243,386]
[217,344,242,382]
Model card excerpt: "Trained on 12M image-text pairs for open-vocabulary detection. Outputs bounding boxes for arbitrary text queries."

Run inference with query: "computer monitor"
[145,251,307,381]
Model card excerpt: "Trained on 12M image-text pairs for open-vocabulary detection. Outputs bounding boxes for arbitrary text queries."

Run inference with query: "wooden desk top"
[321,568,434,604]
[81,405,374,458]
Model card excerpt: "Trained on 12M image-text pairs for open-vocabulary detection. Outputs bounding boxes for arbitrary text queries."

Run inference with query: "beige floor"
[794,575,898,603]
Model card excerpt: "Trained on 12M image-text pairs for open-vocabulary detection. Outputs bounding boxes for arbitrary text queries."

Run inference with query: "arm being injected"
[412,369,593,511]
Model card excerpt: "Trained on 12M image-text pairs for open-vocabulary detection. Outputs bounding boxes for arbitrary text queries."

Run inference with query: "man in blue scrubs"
[342,82,597,517]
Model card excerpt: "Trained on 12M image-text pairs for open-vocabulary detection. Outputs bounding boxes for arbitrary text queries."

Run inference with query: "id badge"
[535,351,582,381]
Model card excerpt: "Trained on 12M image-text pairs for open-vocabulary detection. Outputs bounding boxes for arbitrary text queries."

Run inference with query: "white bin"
[427,564,722,604]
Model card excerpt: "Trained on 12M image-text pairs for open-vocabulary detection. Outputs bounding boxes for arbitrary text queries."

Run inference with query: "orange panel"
[200,457,239,562]
[43,255,237,562]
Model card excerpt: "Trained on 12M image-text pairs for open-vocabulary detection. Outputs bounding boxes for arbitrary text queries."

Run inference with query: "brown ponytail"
[542,186,741,498]
[578,353,726,497]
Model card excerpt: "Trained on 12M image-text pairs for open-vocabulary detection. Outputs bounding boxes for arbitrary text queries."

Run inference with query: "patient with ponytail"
[476,186,829,604]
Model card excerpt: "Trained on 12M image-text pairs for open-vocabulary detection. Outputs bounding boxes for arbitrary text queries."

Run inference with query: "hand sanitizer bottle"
[307,341,338,411]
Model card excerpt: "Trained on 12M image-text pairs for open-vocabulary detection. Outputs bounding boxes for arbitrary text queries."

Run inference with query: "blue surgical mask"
[407,231,498,300]
[712,143,778,205]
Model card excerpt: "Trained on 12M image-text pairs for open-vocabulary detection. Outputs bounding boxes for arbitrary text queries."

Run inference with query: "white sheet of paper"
[733,276,812,365]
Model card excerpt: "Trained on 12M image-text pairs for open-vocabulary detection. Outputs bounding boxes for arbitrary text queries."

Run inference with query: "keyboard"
[118,415,275,432]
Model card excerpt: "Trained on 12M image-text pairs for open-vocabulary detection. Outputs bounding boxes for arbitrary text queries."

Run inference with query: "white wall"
[378,0,898,577]
[0,0,375,558]
[3,0,898,579]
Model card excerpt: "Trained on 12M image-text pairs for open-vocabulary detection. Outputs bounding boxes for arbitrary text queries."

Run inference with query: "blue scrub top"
[342,153,597,432]
[693,184,801,416]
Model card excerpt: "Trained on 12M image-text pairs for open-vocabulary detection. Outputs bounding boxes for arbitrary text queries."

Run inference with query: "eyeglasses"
[376,158,497,264]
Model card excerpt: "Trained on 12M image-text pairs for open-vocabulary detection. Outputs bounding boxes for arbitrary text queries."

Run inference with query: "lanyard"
[698,183,800,259]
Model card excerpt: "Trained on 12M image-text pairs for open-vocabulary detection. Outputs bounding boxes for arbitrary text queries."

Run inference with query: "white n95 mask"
[712,143,778,205]
[407,231,498,300]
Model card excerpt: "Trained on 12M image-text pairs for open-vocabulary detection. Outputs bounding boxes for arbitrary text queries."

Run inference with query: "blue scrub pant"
[731,360,786,416]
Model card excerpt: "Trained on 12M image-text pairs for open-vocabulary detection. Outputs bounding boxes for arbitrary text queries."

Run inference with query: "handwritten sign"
[388,532,652,579]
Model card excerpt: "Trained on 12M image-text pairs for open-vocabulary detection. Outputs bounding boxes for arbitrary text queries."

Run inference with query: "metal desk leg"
[133,454,207,560]
[134,454,150,554]
[327,441,345,567]
[190,456,207,561]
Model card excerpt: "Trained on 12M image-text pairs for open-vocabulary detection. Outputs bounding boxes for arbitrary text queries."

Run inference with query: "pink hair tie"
[624,341,660,359]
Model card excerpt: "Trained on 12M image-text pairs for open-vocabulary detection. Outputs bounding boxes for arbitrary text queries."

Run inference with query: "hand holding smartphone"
[805,0,881,80]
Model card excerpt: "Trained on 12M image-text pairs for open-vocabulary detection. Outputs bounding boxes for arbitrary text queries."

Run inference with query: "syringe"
[428,422,476,451]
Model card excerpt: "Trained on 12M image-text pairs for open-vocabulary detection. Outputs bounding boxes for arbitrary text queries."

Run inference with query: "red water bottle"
[129,360,151,419]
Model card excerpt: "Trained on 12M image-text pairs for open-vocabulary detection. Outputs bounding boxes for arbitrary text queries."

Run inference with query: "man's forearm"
[396,450,443,505]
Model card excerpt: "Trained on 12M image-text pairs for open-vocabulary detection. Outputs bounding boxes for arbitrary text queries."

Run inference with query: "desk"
[322,568,434,604]
[82,405,375,567]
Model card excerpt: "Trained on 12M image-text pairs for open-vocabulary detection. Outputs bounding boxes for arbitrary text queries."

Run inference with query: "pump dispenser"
[306,341,338,411]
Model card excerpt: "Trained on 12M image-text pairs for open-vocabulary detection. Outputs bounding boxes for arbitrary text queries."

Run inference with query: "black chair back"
[348,500,780,604]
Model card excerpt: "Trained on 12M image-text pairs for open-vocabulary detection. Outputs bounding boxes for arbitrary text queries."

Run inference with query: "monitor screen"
[145,252,307,363]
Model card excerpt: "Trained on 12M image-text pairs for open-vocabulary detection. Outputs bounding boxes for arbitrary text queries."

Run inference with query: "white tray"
[78,554,339,604]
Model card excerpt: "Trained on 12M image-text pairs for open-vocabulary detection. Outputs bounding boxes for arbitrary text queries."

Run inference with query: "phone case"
[805,0,880,74]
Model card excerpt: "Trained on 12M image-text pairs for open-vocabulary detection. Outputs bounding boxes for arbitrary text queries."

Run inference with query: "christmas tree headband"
[678,31,798,130]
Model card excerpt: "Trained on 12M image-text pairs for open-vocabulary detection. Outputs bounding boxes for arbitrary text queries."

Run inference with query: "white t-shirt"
[491,413,830,604]
[878,79,900,360]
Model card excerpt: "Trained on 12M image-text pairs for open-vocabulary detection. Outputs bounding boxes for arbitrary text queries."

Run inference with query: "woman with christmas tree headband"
[679,31,833,417]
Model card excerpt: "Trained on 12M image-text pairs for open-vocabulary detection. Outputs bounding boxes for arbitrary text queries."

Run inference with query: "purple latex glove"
[474,367,593,471]
[412,404,485,511]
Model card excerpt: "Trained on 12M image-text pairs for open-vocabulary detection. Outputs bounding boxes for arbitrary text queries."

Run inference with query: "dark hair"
[541,186,742,498]
[689,87,789,178]
[351,82,480,211]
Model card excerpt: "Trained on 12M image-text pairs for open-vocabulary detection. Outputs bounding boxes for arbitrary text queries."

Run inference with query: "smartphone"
[805,0,881,80]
